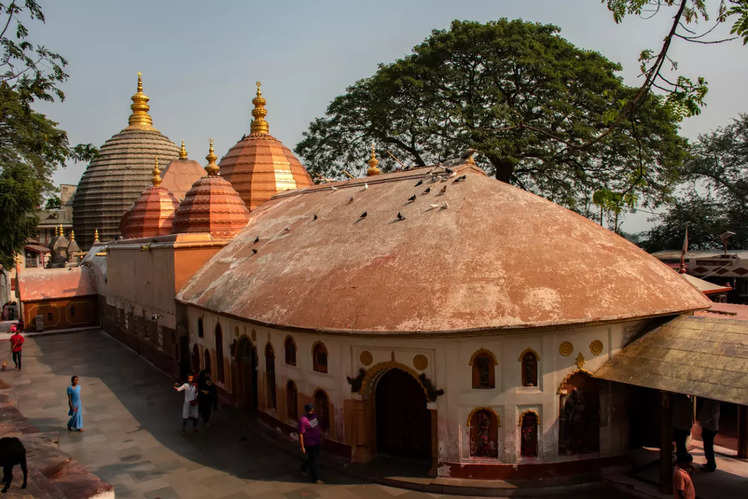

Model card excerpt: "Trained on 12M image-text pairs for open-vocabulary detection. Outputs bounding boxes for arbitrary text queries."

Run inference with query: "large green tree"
[296,19,686,215]
[643,114,748,251]
[0,1,96,268]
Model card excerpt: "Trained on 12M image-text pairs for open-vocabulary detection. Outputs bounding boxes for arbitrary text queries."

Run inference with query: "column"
[659,391,673,494]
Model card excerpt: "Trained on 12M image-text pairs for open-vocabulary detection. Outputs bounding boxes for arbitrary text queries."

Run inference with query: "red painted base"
[442,455,627,480]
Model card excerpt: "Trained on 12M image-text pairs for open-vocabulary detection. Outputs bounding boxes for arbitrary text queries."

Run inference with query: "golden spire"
[205,138,219,176]
[55,225,59,237]
[179,140,188,160]
[70,230,76,241]
[94,228,100,243]
[152,157,162,186]
[59,224,64,237]
[127,72,155,130]
[250,81,269,135]
[366,144,381,176]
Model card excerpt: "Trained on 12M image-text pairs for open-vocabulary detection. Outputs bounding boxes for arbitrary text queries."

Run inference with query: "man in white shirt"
[174,374,199,433]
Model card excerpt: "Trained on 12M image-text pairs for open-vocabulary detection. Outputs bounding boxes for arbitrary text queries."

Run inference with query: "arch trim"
[466,407,501,427]
[469,348,497,366]
[517,347,541,362]
[359,361,428,399]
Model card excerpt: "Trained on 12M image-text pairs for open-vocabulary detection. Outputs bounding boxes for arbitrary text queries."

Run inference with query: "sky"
[29,0,748,234]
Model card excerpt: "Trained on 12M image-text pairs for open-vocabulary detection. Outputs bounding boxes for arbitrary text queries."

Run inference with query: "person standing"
[697,398,720,472]
[66,376,84,431]
[174,374,199,433]
[9,325,24,371]
[672,454,695,499]
[671,393,693,462]
[298,403,322,484]
[198,375,218,427]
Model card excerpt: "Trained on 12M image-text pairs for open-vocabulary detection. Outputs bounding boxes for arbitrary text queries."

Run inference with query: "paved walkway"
[0,330,633,498]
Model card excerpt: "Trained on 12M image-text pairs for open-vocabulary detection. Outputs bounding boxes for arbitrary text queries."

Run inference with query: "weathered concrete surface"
[178,165,709,334]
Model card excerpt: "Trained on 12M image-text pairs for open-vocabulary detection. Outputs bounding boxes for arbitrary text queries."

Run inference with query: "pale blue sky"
[32,1,747,233]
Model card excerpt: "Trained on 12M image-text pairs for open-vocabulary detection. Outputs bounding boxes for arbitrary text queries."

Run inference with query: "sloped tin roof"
[18,267,97,302]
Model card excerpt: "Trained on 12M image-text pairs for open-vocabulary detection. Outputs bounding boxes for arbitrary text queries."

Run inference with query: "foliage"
[0,1,97,267]
[296,19,687,213]
[643,114,748,251]
[603,1,748,120]
[44,195,60,209]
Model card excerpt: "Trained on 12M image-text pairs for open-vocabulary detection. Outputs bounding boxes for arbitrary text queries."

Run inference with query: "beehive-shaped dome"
[173,140,250,238]
[218,82,313,212]
[121,158,180,239]
[73,73,179,249]
[160,141,207,202]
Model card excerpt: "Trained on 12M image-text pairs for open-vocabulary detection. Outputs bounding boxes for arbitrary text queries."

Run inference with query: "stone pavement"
[0,330,634,498]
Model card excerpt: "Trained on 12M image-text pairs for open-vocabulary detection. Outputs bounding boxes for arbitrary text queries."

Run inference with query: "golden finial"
[205,138,220,176]
[179,140,188,160]
[250,81,269,135]
[55,225,59,237]
[59,224,64,237]
[152,157,162,186]
[70,230,75,241]
[366,144,381,176]
[94,229,100,243]
[127,72,155,130]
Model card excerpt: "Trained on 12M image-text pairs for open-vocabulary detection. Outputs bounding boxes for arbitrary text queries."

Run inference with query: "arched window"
[197,317,204,338]
[287,380,298,420]
[312,342,328,373]
[215,324,224,383]
[469,409,499,458]
[285,336,296,366]
[313,389,330,432]
[470,350,496,389]
[191,344,200,373]
[265,344,276,409]
[520,411,539,457]
[521,350,538,387]
[204,349,212,377]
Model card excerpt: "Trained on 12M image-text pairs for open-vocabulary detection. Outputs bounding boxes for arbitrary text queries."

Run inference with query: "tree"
[643,114,747,251]
[44,195,60,209]
[0,1,97,267]
[603,1,748,120]
[296,19,686,215]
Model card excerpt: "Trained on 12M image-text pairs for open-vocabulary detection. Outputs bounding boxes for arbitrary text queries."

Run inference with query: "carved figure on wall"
[469,409,498,458]
[521,412,538,457]
[521,351,538,387]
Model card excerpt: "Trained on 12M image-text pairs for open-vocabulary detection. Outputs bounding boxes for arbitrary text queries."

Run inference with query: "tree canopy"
[643,114,748,251]
[296,19,687,215]
[0,1,96,268]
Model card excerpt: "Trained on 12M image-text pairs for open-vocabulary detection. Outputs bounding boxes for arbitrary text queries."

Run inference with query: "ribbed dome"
[73,73,179,249]
[121,159,180,239]
[219,82,313,212]
[160,141,207,202]
[173,141,250,238]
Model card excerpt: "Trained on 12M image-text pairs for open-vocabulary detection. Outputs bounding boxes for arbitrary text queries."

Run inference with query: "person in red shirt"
[673,454,695,499]
[9,325,24,371]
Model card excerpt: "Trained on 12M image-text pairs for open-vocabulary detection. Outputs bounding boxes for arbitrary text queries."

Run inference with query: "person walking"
[298,403,322,484]
[697,398,720,472]
[672,454,695,499]
[9,325,24,371]
[66,376,84,431]
[174,374,199,433]
[198,375,218,427]
[671,393,693,462]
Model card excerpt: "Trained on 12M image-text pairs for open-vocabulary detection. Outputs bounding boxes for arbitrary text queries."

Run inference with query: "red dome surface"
[121,185,179,239]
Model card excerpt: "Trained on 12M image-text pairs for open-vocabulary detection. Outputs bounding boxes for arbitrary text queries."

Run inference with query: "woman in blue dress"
[67,375,84,431]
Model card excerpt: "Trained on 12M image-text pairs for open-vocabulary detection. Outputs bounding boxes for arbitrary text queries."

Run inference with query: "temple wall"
[185,305,648,473]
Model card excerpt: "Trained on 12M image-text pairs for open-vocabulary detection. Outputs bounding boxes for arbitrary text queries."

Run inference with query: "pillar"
[659,391,673,494]
[738,404,748,459]
[428,403,438,477]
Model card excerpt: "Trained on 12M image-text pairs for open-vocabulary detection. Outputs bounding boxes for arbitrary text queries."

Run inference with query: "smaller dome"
[160,141,207,201]
[121,158,180,239]
[173,140,250,238]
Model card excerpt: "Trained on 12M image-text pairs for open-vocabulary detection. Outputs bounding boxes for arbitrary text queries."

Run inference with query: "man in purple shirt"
[299,403,322,483]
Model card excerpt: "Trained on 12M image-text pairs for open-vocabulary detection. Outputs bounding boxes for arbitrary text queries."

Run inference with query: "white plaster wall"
[185,305,644,465]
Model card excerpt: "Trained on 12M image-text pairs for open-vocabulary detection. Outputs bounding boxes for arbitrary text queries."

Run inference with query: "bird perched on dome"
[440,149,478,167]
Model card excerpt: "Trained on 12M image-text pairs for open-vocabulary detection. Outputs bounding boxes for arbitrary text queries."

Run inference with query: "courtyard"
[0,330,634,499]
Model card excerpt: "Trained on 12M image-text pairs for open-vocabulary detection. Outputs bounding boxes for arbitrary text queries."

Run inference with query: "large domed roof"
[121,158,180,239]
[73,73,179,249]
[218,82,313,212]
[160,141,206,202]
[172,140,250,238]
[178,164,710,334]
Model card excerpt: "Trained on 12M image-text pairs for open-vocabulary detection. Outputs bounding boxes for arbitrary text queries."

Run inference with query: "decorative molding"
[518,409,540,427]
[589,340,603,356]
[346,368,366,393]
[360,361,428,399]
[466,407,501,427]
[559,341,573,357]
[413,354,429,371]
[359,350,373,366]
[469,348,497,366]
[575,352,585,369]
[517,347,541,362]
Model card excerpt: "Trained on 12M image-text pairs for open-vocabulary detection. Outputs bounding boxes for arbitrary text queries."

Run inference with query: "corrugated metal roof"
[680,273,732,295]
[594,316,748,405]
[695,302,748,321]
[177,164,710,334]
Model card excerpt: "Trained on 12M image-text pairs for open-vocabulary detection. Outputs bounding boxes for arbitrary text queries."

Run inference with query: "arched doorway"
[234,336,257,410]
[559,371,600,455]
[375,368,430,459]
